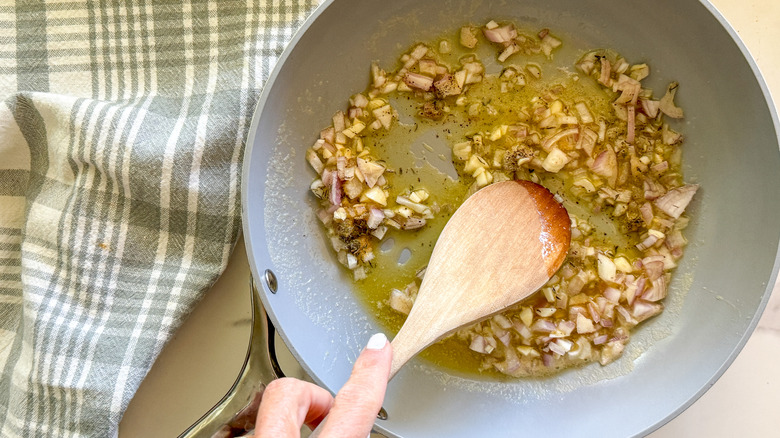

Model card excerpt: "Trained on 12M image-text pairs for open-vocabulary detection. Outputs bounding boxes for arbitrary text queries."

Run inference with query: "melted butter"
[351,45,642,378]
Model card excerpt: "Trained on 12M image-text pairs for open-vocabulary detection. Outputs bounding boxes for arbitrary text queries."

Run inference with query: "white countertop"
[120,1,780,436]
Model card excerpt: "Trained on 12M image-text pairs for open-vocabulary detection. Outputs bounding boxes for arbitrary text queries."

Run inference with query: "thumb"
[318,333,392,438]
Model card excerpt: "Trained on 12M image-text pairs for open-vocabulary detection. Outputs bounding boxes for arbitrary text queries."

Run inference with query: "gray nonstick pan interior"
[242,1,780,436]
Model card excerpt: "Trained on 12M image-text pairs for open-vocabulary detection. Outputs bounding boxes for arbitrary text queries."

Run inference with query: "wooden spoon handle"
[388,343,410,380]
[388,308,447,379]
[388,325,427,380]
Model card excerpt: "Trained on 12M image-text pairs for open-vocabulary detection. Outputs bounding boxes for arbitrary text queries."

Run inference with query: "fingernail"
[366,332,387,350]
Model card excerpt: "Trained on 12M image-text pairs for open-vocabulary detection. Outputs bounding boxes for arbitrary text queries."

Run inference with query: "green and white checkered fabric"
[0,1,318,436]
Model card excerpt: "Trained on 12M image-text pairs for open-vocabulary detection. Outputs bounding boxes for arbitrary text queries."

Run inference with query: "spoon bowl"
[389,180,571,378]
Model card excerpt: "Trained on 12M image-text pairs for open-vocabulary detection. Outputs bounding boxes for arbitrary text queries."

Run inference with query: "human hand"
[253,333,392,438]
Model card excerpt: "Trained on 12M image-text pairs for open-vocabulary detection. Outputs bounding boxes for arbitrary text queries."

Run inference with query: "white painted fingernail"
[366,333,387,350]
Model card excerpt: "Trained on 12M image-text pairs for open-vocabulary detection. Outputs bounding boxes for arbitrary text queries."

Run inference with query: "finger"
[254,378,334,437]
[318,333,392,438]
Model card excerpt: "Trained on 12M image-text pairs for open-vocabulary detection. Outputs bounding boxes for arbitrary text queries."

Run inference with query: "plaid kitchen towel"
[0,1,318,436]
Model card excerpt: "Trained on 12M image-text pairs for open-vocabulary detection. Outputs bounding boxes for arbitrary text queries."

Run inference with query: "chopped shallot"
[328,177,342,206]
[367,208,385,229]
[643,179,666,200]
[659,82,684,118]
[498,44,520,62]
[372,105,393,129]
[642,276,667,302]
[390,289,413,314]
[306,149,324,174]
[653,184,699,219]
[532,319,557,333]
[402,217,426,230]
[597,254,617,282]
[342,177,363,199]
[542,148,570,172]
[434,74,462,97]
[590,147,617,182]
[460,26,478,48]
[404,72,434,91]
[548,341,566,356]
[576,313,596,333]
[469,335,495,354]
[357,158,385,188]
[483,24,517,43]
[370,225,387,240]
[603,287,621,303]
[662,124,682,145]
[626,105,636,143]
[541,128,579,151]
[640,98,660,118]
[558,320,576,336]
[598,58,611,86]
[632,300,663,322]
[575,102,593,124]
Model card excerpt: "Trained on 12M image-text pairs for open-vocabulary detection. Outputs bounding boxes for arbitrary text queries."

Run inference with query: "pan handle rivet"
[377,407,388,420]
[264,269,278,294]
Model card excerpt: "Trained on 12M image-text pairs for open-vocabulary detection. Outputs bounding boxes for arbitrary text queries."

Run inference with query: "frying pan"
[241,0,780,436]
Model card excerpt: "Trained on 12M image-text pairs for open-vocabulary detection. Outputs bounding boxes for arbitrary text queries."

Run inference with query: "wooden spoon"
[389,179,571,379]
